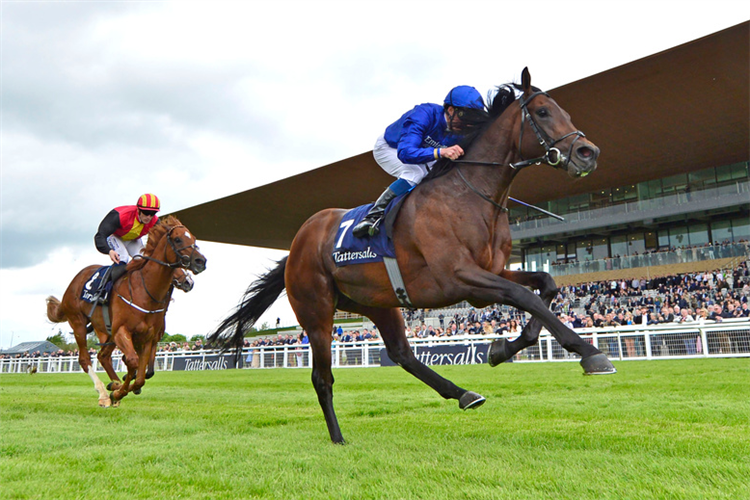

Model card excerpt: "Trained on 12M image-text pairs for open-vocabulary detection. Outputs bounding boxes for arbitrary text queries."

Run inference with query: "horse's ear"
[521,67,531,95]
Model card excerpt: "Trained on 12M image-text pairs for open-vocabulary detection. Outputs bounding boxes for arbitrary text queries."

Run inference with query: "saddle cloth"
[81,266,113,304]
[332,193,408,267]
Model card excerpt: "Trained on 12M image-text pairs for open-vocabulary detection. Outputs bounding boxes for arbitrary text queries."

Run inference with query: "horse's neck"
[138,243,175,299]
[453,110,522,207]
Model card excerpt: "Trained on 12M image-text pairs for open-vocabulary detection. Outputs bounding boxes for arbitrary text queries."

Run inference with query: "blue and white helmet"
[444,85,484,110]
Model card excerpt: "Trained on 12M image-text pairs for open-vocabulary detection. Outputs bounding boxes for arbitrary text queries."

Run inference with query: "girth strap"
[383,257,414,309]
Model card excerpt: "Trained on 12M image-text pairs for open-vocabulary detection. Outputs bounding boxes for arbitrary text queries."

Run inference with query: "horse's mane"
[126,215,183,272]
[423,83,530,182]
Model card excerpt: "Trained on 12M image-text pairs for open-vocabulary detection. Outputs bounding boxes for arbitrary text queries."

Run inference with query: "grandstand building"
[175,21,749,285]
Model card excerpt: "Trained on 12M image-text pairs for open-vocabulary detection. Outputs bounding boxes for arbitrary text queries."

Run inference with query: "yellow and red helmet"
[136,193,161,212]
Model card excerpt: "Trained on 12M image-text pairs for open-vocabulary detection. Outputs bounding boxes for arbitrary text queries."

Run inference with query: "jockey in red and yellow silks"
[94,194,160,265]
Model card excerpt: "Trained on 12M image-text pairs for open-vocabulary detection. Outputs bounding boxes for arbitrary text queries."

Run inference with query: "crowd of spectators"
[0,347,95,361]
[5,261,748,363]
[403,261,749,338]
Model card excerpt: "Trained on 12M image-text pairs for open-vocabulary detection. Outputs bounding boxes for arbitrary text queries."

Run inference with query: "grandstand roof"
[3,341,60,356]
[173,21,749,250]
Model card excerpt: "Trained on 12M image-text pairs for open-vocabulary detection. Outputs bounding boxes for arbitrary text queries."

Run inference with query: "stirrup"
[367,218,383,237]
[352,217,377,238]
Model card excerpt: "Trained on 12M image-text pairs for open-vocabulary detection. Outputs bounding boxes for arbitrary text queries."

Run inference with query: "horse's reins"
[119,225,198,313]
[452,91,583,221]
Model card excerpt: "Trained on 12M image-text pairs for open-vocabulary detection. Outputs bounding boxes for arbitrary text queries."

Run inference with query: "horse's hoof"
[487,339,510,367]
[98,398,112,408]
[459,391,486,410]
[133,388,142,395]
[580,353,617,375]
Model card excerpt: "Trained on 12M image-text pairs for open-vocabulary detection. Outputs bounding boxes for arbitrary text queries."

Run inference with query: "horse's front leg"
[110,328,139,405]
[488,269,558,366]
[131,337,156,395]
[456,268,615,374]
[96,339,123,392]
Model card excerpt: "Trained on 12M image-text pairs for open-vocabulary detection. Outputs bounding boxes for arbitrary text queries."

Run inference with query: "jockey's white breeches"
[373,135,436,186]
[107,235,144,264]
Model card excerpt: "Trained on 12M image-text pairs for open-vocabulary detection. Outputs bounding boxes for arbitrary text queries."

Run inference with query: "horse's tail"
[46,296,66,323]
[207,256,288,353]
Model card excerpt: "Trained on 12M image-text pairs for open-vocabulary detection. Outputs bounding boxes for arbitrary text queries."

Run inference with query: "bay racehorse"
[209,68,616,443]
[47,216,206,407]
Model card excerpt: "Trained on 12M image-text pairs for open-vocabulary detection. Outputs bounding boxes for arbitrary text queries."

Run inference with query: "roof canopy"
[174,22,749,250]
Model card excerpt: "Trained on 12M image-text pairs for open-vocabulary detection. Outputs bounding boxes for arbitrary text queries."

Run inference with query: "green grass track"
[1,359,748,500]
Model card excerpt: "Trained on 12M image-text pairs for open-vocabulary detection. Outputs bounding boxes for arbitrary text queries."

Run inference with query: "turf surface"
[1,359,748,499]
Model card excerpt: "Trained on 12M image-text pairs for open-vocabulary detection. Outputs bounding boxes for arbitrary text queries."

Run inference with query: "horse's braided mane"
[126,215,183,272]
[423,83,531,182]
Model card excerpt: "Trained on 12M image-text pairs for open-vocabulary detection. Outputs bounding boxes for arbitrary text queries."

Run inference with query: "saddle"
[81,264,127,305]
[333,193,414,308]
[83,263,127,338]
[333,193,408,267]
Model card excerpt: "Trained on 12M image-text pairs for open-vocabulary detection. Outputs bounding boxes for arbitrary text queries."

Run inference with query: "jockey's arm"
[396,109,440,165]
[94,209,121,254]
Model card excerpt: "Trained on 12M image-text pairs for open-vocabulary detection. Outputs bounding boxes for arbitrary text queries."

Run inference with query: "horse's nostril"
[576,145,599,161]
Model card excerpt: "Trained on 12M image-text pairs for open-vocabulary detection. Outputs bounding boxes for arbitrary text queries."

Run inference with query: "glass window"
[669,226,689,248]
[658,231,670,250]
[556,244,566,262]
[688,223,709,246]
[732,217,750,242]
[645,231,658,251]
[628,233,646,255]
[611,235,628,257]
[548,198,569,215]
[576,240,593,262]
[568,194,590,212]
[591,189,611,209]
[612,185,637,203]
[525,247,542,271]
[592,238,609,260]
[688,168,716,190]
[566,242,577,261]
[714,162,748,184]
[712,220,733,244]
[541,245,556,269]
[662,173,688,194]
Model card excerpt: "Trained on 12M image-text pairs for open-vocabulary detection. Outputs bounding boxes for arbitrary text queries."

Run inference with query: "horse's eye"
[536,108,549,118]
[174,238,182,244]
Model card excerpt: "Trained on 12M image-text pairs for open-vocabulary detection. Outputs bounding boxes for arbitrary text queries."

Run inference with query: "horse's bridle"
[451,91,582,218]
[511,91,587,172]
[136,225,199,270]
[452,90,587,172]
[120,225,200,310]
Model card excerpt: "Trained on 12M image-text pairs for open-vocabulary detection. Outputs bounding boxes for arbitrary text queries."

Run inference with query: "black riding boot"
[110,263,128,283]
[352,187,398,238]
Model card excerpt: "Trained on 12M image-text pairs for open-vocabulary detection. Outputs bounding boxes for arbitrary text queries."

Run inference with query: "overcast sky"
[1,0,748,349]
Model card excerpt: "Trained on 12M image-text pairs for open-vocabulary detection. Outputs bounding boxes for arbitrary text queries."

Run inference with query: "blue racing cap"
[444,85,484,110]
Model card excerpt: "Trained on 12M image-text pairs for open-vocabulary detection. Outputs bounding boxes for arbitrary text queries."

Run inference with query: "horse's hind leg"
[344,300,485,411]
[72,321,111,407]
[488,270,557,366]
[287,282,344,443]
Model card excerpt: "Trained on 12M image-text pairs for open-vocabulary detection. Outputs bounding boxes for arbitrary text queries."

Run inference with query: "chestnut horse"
[209,68,616,443]
[47,216,206,407]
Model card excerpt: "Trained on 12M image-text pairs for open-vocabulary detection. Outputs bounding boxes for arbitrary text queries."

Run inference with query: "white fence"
[2,319,748,374]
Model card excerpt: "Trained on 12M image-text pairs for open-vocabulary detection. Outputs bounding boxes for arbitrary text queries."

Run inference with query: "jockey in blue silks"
[352,85,486,238]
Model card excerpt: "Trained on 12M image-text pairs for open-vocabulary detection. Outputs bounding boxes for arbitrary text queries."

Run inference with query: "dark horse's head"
[424,68,599,182]
[515,67,599,178]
